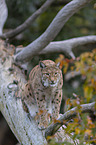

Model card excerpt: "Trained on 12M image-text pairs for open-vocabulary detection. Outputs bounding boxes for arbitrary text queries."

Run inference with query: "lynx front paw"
[38,121,48,130]
[38,124,46,130]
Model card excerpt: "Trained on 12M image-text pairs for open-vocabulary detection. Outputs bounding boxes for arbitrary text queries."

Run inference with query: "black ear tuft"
[56,62,60,68]
[39,61,46,68]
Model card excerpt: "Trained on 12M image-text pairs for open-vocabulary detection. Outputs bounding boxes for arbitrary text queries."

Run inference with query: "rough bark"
[0,39,77,145]
[0,40,47,145]
[15,0,93,63]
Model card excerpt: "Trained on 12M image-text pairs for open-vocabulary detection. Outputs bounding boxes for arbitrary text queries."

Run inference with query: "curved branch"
[45,102,95,138]
[0,0,55,39]
[16,35,96,60]
[39,35,96,56]
[15,0,93,63]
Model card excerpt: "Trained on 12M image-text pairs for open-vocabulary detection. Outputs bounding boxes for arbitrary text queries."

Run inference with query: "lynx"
[21,60,63,129]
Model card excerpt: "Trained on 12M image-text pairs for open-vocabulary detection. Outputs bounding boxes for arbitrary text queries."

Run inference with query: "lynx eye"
[54,72,58,75]
[45,73,50,76]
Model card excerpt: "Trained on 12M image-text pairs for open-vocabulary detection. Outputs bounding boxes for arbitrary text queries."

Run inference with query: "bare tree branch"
[39,35,96,56]
[65,70,81,81]
[0,0,55,39]
[0,39,95,144]
[0,0,8,35]
[0,39,47,145]
[45,102,95,138]
[65,63,96,81]
[15,0,93,64]
[16,35,96,60]
[0,39,76,144]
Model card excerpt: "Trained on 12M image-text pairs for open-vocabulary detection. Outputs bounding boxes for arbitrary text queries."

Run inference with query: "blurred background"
[0,0,96,144]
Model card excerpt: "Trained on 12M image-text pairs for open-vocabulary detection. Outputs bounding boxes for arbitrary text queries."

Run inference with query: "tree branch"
[15,0,93,64]
[0,39,95,144]
[16,35,96,61]
[65,70,81,81]
[0,39,47,145]
[0,0,55,39]
[0,39,76,144]
[39,35,96,56]
[0,0,8,35]
[45,102,95,138]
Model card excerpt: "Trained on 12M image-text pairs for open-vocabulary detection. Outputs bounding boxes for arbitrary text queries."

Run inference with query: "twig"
[45,102,95,138]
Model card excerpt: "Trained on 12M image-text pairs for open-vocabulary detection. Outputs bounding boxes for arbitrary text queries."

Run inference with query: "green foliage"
[75,49,96,102]
[54,49,96,144]
[56,49,96,102]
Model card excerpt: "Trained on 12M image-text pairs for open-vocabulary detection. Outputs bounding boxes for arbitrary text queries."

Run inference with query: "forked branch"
[39,35,96,56]
[45,102,95,138]
[15,0,93,63]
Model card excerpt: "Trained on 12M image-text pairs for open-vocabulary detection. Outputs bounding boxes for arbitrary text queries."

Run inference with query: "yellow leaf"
[66,99,70,105]
[71,66,74,71]
[89,124,95,129]
[74,118,79,122]
[85,129,92,135]
[84,86,93,102]
[75,127,80,134]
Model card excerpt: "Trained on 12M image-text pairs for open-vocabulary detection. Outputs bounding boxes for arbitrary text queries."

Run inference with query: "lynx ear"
[56,62,60,68]
[39,61,46,68]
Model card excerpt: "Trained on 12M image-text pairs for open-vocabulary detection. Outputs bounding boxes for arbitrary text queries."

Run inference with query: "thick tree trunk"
[0,39,76,144]
[0,39,95,145]
[0,39,47,145]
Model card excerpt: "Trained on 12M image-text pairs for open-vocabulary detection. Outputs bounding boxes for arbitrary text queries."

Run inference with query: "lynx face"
[40,62,61,87]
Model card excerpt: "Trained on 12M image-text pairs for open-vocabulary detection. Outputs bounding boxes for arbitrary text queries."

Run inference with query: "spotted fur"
[21,60,63,129]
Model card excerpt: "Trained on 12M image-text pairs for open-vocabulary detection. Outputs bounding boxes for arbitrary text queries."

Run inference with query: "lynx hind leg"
[36,108,51,129]
[52,90,62,122]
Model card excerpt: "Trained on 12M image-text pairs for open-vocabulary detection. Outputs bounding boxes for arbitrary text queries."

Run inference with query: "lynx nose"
[50,78,55,84]
[50,76,55,84]
[51,80,55,84]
